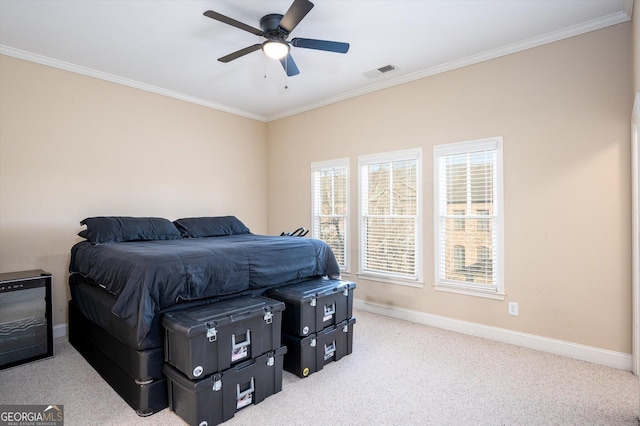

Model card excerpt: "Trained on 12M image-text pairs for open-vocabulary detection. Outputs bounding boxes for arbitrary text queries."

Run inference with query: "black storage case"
[267,277,355,336]
[163,295,285,380]
[282,317,355,378]
[164,346,287,426]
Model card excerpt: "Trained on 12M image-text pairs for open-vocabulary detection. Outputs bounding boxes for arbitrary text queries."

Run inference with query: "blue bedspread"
[69,234,340,343]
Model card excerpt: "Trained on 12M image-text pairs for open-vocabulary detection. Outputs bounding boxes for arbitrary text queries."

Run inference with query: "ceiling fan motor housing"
[260,14,288,40]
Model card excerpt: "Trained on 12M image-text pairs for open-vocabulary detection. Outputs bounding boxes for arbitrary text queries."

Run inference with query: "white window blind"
[359,148,422,285]
[434,138,503,296]
[311,158,349,271]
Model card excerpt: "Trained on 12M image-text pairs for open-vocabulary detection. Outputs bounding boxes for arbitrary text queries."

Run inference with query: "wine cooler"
[0,270,53,370]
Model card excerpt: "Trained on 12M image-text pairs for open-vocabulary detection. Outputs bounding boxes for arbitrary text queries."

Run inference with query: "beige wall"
[0,21,633,354]
[0,55,268,327]
[267,23,633,353]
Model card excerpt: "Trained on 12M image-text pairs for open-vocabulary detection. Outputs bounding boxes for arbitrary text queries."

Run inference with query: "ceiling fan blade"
[291,38,349,53]
[218,44,262,63]
[278,0,314,33]
[204,10,263,36]
[279,53,300,76]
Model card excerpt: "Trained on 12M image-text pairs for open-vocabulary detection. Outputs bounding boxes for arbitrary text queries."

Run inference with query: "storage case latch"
[263,311,273,324]
[211,373,222,391]
[266,351,275,367]
[310,297,317,307]
[310,338,317,348]
[206,323,217,342]
[343,287,349,297]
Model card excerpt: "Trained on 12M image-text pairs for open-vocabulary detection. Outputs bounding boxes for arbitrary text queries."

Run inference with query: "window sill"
[434,284,505,300]
[358,273,424,288]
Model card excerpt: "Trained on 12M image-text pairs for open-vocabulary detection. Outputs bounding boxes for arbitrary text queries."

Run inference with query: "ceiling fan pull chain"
[284,57,289,89]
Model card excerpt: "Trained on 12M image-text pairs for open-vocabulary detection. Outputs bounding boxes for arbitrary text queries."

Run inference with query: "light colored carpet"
[0,309,638,425]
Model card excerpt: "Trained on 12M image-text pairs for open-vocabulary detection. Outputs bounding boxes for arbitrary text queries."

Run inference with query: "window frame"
[358,148,423,287]
[311,158,350,273]
[433,137,504,299]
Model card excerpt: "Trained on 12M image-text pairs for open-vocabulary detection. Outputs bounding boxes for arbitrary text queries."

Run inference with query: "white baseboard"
[54,301,632,371]
[53,323,68,339]
[354,299,633,371]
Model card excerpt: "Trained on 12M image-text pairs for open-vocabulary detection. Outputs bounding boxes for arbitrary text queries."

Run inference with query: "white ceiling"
[0,0,632,121]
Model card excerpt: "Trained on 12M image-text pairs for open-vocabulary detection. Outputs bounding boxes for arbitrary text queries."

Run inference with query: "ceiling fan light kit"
[262,40,290,60]
[204,0,349,77]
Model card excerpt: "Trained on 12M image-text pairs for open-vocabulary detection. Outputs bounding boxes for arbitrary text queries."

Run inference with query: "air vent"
[377,64,396,73]
[362,64,398,79]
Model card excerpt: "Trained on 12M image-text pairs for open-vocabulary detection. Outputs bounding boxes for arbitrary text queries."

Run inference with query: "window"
[454,209,465,230]
[454,245,465,271]
[477,209,489,231]
[311,158,349,272]
[477,246,490,263]
[359,148,422,285]
[434,137,504,299]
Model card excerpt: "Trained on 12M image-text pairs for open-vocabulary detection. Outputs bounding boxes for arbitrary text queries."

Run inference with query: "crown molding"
[1,5,631,124]
[0,45,268,122]
[266,9,632,122]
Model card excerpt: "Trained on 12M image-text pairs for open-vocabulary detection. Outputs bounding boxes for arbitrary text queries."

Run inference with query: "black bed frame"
[69,301,168,416]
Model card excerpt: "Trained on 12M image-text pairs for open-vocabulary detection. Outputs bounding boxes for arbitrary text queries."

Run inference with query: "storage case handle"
[236,377,255,399]
[232,330,251,349]
[323,302,336,316]
[324,340,336,360]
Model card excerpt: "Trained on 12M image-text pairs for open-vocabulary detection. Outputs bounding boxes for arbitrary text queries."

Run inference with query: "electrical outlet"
[508,302,518,316]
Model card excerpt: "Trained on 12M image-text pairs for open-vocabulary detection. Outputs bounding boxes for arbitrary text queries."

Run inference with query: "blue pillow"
[79,216,182,244]
[173,216,250,238]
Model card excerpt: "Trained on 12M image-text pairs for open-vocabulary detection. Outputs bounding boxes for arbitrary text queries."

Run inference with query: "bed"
[67,216,340,415]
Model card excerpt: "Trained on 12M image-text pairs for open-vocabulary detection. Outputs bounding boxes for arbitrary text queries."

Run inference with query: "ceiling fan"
[203,0,350,76]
